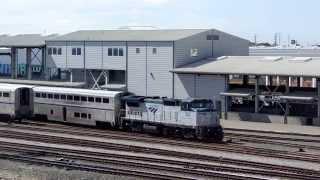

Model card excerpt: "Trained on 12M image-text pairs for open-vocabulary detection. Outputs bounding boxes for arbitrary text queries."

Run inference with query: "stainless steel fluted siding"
[174,74,196,99]
[67,41,84,68]
[174,30,212,68]
[85,41,103,69]
[146,42,173,97]
[127,42,147,96]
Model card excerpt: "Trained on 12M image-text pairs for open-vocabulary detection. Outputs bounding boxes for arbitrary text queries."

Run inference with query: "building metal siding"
[174,74,196,99]
[174,30,212,68]
[127,42,147,96]
[102,42,126,70]
[250,48,320,57]
[174,74,226,101]
[46,41,67,68]
[67,41,84,68]
[211,30,249,57]
[146,41,173,97]
[195,75,225,101]
[85,41,103,69]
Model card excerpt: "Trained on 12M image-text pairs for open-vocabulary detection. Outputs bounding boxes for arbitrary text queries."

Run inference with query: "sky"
[1,0,319,44]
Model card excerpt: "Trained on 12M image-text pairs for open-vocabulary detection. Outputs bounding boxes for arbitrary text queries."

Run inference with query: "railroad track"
[0,124,318,178]
[2,122,320,163]
[0,139,318,180]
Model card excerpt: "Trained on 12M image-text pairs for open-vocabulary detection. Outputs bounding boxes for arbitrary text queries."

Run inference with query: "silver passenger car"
[33,86,124,127]
[0,83,34,120]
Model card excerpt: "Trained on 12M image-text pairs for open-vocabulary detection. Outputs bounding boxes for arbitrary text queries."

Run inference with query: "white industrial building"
[45,29,249,97]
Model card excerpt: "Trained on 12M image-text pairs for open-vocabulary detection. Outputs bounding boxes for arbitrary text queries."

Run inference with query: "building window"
[152,48,157,54]
[119,48,124,56]
[190,48,199,57]
[48,48,52,55]
[53,48,57,55]
[58,48,62,55]
[136,48,140,54]
[72,48,76,55]
[108,48,112,56]
[113,48,119,56]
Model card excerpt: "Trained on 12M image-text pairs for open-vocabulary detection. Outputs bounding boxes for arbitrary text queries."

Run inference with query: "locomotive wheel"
[195,127,206,141]
[156,125,164,136]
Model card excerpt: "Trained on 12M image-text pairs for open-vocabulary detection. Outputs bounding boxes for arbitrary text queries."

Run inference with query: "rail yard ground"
[0,120,319,179]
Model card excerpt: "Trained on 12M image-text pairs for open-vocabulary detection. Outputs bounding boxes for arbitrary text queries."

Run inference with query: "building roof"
[0,34,57,48]
[48,29,210,41]
[171,56,320,78]
[0,79,85,88]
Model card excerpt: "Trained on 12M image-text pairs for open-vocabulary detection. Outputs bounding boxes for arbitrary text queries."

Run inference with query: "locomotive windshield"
[181,100,214,112]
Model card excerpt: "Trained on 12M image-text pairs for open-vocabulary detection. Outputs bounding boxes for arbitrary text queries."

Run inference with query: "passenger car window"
[74,112,80,118]
[67,95,73,100]
[41,93,47,98]
[35,93,41,98]
[81,96,87,102]
[3,92,10,98]
[95,97,102,103]
[88,97,94,102]
[61,95,66,100]
[48,94,53,99]
[74,96,80,101]
[54,94,60,99]
[103,98,109,103]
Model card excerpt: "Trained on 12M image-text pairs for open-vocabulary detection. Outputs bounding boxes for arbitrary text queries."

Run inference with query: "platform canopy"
[0,34,57,48]
[172,56,320,78]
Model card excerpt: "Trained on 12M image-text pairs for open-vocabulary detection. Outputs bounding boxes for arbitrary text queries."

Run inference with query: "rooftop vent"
[288,57,312,63]
[260,56,283,62]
